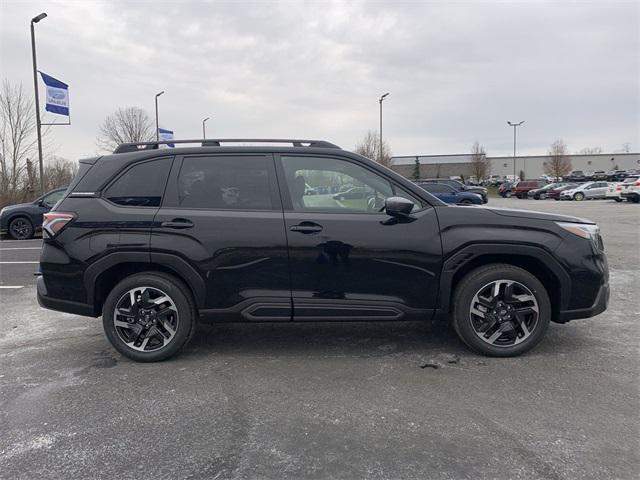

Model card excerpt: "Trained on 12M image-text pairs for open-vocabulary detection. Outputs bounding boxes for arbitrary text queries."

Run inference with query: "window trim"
[275,153,428,215]
[161,153,282,212]
[102,156,174,209]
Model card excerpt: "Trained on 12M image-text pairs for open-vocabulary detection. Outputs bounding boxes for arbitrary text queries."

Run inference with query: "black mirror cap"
[385,196,414,217]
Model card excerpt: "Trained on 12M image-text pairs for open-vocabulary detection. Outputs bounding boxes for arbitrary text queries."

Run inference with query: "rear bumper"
[557,282,609,322]
[37,275,97,317]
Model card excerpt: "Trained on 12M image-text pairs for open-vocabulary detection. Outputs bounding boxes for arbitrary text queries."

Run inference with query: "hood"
[482,206,594,224]
[465,186,487,193]
[1,201,35,214]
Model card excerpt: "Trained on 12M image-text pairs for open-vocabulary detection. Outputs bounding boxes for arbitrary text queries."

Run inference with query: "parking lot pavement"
[0,200,638,480]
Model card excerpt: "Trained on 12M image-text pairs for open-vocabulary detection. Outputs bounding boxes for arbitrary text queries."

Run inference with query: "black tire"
[8,216,34,240]
[458,199,473,205]
[539,193,547,200]
[102,272,197,362]
[614,198,622,203]
[504,191,512,198]
[451,264,551,357]
[574,192,585,201]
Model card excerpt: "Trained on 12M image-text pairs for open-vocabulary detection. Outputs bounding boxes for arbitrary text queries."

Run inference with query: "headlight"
[556,222,602,249]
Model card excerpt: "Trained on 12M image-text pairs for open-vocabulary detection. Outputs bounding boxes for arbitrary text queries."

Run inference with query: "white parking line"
[0,247,42,250]
[0,261,39,264]
[0,285,24,289]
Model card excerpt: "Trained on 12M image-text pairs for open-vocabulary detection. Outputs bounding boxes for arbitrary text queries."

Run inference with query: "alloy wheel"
[9,218,33,239]
[468,279,539,347]
[113,286,179,352]
[574,192,585,201]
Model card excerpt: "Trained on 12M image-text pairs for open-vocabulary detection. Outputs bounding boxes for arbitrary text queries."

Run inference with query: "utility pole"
[30,12,47,195]
[379,93,389,164]
[507,121,525,180]
[155,91,164,141]
[202,116,210,138]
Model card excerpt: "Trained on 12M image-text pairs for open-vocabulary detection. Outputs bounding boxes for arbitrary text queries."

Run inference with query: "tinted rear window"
[170,155,274,210]
[104,157,172,207]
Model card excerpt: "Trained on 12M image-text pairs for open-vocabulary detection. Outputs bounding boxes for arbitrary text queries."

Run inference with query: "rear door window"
[169,155,276,210]
[104,157,172,207]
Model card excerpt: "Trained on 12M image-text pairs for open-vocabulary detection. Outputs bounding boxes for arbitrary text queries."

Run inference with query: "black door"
[277,154,442,321]
[152,154,291,321]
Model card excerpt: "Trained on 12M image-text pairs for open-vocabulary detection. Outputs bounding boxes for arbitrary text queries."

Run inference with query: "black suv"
[418,178,488,203]
[38,139,609,362]
[0,187,67,240]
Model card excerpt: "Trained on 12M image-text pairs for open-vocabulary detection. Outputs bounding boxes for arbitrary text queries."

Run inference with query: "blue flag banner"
[158,128,175,148]
[39,71,69,116]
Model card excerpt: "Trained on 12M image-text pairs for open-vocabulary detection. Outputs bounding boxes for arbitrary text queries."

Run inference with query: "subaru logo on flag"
[39,71,69,117]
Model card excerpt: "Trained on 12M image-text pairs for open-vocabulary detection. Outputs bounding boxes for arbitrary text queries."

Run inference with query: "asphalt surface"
[0,198,638,479]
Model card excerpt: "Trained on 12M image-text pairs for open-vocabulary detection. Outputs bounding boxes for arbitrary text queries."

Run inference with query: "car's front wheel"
[102,272,197,362]
[8,217,34,240]
[539,193,547,200]
[452,264,550,357]
[574,192,585,201]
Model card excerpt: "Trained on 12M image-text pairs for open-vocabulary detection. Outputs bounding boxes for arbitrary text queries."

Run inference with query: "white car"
[607,175,639,202]
[560,181,609,201]
[619,176,640,203]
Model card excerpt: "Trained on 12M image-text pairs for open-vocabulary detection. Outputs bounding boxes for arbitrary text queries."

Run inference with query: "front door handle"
[290,221,323,234]
[161,218,194,229]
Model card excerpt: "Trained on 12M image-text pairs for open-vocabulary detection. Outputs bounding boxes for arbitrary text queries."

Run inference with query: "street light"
[30,12,47,195]
[379,92,390,164]
[155,91,164,141]
[507,120,525,180]
[202,116,210,139]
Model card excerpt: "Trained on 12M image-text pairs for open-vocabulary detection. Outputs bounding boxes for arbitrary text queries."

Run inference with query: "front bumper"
[37,275,97,317]
[557,282,609,322]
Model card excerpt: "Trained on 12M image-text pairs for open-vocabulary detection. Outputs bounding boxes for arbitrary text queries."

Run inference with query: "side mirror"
[384,196,414,217]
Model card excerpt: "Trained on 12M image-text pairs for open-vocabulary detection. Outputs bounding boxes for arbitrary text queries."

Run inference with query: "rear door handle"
[290,222,323,234]
[161,219,194,229]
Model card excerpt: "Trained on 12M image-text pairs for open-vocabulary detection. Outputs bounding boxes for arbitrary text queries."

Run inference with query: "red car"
[513,180,547,199]
[546,184,578,200]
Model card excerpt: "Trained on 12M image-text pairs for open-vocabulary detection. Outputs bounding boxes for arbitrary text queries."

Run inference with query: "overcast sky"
[1,0,638,161]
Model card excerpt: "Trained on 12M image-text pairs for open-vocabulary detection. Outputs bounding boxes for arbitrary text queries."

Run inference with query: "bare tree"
[578,147,603,154]
[354,130,392,167]
[97,107,155,152]
[544,139,572,179]
[0,80,38,203]
[469,141,490,181]
[43,156,77,192]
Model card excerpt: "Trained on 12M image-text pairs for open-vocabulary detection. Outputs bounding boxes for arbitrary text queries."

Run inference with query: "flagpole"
[30,13,47,195]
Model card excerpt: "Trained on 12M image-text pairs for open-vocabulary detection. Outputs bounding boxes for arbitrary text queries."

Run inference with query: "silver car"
[560,181,609,201]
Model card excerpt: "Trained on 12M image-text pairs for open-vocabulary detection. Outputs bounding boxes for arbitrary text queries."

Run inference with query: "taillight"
[635,180,640,186]
[42,212,75,238]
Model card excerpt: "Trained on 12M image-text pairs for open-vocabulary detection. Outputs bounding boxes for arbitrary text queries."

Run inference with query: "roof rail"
[113,138,341,154]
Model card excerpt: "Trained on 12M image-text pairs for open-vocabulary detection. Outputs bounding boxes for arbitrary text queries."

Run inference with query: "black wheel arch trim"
[438,243,571,314]
[83,251,207,310]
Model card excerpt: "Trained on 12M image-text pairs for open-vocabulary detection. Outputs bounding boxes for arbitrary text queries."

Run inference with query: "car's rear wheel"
[574,192,585,201]
[102,272,197,362]
[452,264,550,357]
[8,217,34,240]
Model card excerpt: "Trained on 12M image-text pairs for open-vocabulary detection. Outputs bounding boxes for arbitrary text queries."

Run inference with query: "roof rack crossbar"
[113,138,341,154]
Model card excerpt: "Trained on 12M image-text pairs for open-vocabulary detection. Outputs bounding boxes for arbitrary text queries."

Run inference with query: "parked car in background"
[0,187,67,240]
[539,175,560,183]
[527,182,570,200]
[546,184,579,201]
[618,175,640,203]
[419,178,488,203]
[498,181,514,198]
[333,187,365,200]
[591,171,608,181]
[513,180,547,199]
[415,182,482,205]
[560,182,609,201]
[606,170,630,182]
[565,170,587,183]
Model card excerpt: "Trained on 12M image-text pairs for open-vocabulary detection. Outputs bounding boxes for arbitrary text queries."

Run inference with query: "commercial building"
[391,152,640,180]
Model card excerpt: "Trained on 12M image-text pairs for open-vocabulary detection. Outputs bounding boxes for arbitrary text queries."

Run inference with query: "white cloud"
[0,0,638,160]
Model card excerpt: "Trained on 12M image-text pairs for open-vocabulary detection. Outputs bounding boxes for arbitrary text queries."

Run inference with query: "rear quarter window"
[104,157,172,207]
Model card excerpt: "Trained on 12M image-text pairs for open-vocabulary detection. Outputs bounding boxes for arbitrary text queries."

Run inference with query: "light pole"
[155,91,164,141]
[379,92,389,164]
[507,121,525,180]
[202,116,210,138]
[30,12,47,195]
